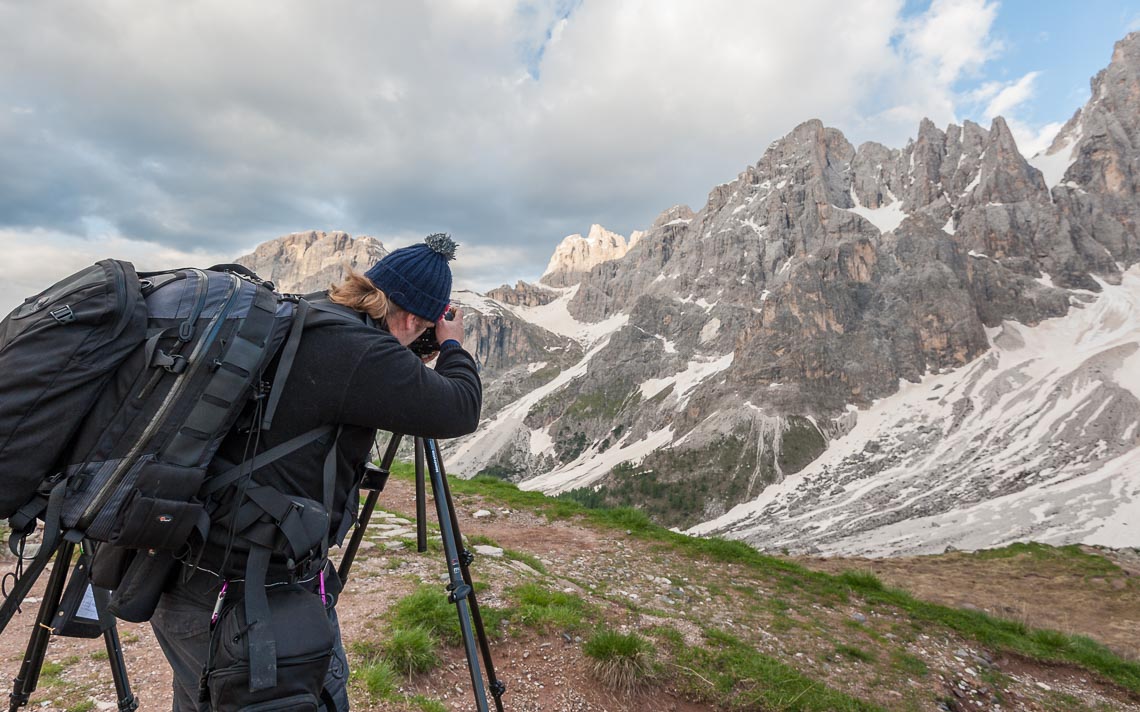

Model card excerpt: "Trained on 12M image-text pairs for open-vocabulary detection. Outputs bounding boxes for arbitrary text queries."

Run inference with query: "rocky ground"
[1,474,1138,711]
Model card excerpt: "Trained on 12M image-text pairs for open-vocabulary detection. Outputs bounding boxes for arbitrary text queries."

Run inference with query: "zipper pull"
[210,580,229,627]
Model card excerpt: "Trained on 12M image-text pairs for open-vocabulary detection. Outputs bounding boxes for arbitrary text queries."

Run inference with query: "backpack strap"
[260,298,373,432]
[244,544,276,691]
[203,425,335,498]
[242,425,341,693]
[162,284,279,466]
[261,299,309,432]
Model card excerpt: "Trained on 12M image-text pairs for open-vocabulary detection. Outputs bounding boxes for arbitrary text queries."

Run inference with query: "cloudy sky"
[1,0,1137,309]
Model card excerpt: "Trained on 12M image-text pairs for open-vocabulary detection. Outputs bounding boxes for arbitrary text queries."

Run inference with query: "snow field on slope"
[690,266,1140,556]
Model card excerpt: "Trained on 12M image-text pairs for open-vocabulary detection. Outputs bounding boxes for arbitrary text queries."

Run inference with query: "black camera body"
[408,307,455,356]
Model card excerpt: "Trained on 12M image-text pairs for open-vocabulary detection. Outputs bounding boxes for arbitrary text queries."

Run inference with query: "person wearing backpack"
[149,234,482,712]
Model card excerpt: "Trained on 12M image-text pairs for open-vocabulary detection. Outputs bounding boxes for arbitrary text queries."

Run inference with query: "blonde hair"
[328,269,392,322]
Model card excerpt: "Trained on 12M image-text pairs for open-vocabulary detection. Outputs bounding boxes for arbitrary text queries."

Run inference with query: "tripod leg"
[0,538,62,635]
[421,438,490,712]
[101,625,138,712]
[415,438,427,553]
[337,433,402,584]
[7,539,75,712]
[425,439,507,711]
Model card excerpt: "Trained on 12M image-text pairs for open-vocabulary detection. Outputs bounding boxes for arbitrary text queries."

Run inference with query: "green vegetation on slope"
[384,461,1140,702]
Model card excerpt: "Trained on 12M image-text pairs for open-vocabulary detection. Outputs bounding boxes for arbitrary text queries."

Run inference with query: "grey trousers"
[150,593,350,712]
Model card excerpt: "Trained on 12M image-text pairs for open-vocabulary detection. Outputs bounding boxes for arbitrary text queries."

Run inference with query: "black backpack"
[0,261,294,541]
[0,259,147,519]
[1,260,368,700]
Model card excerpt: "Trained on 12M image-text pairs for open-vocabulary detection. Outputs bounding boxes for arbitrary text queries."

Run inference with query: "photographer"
[149,234,482,711]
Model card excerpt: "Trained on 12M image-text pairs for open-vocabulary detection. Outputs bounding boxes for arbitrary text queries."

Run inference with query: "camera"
[408,307,455,356]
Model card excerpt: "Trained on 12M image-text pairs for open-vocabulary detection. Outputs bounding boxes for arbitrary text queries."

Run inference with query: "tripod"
[337,433,507,712]
[2,536,138,712]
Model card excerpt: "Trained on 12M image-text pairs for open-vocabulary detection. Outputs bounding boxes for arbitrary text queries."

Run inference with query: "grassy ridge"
[390,465,1140,695]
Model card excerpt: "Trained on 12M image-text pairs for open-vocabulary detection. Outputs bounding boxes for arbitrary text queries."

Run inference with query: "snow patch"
[1030,116,1084,188]
[453,290,506,315]
[846,187,907,234]
[520,427,675,494]
[530,426,554,456]
[502,284,629,347]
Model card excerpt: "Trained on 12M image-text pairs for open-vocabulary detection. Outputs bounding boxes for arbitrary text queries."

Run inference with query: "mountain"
[235,230,386,294]
[443,32,1140,555]
[540,224,640,287]
[225,33,1140,559]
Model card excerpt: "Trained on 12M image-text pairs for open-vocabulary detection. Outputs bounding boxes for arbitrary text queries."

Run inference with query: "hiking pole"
[7,538,75,711]
[337,433,399,584]
[422,437,506,712]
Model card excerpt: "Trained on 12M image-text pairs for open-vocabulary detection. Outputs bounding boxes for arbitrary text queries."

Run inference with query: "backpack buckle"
[152,349,190,374]
[49,305,76,324]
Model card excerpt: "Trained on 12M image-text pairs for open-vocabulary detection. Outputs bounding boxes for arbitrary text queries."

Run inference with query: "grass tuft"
[832,644,877,663]
[409,695,447,712]
[358,659,398,699]
[583,630,656,693]
[838,570,885,592]
[511,582,591,633]
[390,586,463,645]
[383,626,440,676]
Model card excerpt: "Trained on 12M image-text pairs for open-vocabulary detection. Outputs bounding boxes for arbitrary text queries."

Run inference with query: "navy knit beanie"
[364,233,457,322]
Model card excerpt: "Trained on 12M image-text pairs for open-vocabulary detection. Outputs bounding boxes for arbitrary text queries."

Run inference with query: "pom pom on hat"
[364,234,457,322]
[424,232,457,261]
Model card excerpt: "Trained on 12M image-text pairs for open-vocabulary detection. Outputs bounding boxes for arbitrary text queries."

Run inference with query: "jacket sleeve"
[336,332,482,438]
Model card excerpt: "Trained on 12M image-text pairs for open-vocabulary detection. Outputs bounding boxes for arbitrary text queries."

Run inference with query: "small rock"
[1036,682,1051,691]
[473,510,492,519]
[384,541,406,550]
[850,612,867,623]
[473,545,504,558]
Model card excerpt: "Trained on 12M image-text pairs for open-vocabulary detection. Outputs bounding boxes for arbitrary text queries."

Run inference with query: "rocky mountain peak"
[970,116,1048,206]
[651,205,695,229]
[485,280,560,308]
[235,230,385,294]
[539,224,631,287]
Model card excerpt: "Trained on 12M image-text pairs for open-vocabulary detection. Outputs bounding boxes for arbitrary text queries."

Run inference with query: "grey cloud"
[0,1,1041,290]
